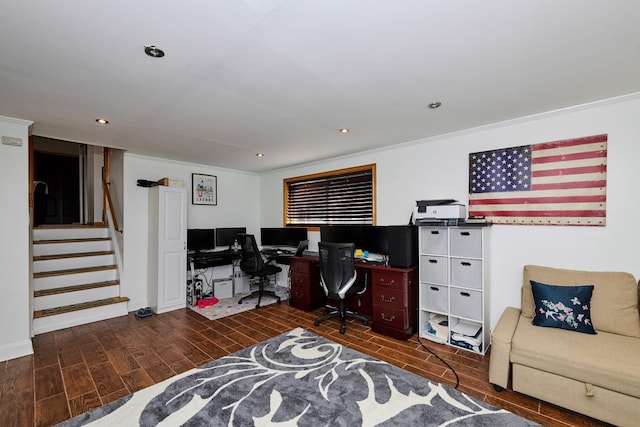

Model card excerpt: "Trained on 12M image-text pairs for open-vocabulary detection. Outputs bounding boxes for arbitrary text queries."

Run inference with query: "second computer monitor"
[216,227,247,248]
[261,227,308,248]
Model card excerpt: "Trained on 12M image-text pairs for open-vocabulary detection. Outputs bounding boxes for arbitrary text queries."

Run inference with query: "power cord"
[417,336,460,389]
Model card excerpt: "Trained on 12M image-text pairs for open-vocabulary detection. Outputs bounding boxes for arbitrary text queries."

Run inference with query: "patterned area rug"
[189,285,289,320]
[57,328,540,426]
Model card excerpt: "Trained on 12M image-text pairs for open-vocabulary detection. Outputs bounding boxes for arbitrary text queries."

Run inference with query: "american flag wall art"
[468,134,607,226]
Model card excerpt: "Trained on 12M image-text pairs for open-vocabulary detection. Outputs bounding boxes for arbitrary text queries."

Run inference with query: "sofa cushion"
[530,281,596,334]
[522,265,640,338]
[511,316,640,399]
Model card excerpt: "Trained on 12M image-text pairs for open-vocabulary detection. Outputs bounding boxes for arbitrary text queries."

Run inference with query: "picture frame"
[192,173,217,205]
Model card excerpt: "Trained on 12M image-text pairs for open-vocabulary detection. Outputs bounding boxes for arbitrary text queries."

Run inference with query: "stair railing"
[103,178,125,296]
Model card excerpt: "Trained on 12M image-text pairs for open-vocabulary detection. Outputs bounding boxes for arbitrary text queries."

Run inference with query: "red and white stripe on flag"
[468,134,607,226]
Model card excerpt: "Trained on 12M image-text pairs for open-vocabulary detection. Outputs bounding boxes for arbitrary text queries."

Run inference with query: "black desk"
[188,250,240,269]
[188,249,294,269]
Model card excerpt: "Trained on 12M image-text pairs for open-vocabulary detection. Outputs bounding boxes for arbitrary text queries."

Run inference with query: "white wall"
[1,95,638,361]
[0,116,33,361]
[122,154,260,310]
[261,95,640,330]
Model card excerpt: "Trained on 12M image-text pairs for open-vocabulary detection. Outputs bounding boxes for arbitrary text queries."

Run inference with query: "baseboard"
[0,338,34,362]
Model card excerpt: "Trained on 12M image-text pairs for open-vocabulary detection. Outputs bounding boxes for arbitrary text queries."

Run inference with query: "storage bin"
[419,255,448,284]
[450,228,482,258]
[450,288,482,321]
[422,283,448,313]
[420,227,448,255]
[450,258,482,289]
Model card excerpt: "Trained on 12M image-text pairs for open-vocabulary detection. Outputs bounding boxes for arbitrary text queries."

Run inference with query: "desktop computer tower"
[187,278,203,306]
[386,225,417,268]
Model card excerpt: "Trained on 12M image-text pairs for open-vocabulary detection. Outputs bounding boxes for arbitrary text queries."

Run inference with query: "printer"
[413,199,467,225]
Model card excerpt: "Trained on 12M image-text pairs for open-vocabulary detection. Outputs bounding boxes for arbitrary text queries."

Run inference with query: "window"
[284,164,376,228]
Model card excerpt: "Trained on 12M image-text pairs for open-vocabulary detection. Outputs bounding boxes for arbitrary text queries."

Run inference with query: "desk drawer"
[372,305,408,330]
[290,259,311,274]
[371,270,406,291]
[290,272,310,297]
[371,287,405,309]
[290,270,323,311]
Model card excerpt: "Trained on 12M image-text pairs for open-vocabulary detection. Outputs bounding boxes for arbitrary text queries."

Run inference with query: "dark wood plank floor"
[1,303,610,427]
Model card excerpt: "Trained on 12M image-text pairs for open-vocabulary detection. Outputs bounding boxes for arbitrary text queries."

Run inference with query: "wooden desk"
[289,256,417,340]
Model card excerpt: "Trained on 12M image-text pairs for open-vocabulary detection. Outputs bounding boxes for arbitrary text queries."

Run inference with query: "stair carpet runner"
[32,225,128,334]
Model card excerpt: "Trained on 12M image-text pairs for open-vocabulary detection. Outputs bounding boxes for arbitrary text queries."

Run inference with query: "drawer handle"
[380,295,395,303]
[379,278,395,286]
[460,231,471,236]
[461,262,471,267]
[428,259,438,264]
[380,313,396,322]
[430,286,439,291]
[460,292,471,297]
[430,230,440,235]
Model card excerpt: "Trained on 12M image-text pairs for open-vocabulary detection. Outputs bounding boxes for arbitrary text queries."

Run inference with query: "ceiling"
[1,1,639,173]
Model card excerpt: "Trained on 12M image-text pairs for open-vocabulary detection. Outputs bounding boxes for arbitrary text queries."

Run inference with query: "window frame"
[283,164,377,231]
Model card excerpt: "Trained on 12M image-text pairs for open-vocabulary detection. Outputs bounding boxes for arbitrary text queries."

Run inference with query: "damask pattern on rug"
[57,328,541,426]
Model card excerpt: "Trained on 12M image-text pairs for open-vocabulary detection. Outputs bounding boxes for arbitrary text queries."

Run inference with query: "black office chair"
[314,242,369,334]
[237,233,282,308]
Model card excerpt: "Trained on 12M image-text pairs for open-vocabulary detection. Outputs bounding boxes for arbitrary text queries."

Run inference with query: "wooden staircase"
[32,225,129,334]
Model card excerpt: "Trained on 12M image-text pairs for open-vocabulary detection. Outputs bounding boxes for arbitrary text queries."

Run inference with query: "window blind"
[286,166,374,226]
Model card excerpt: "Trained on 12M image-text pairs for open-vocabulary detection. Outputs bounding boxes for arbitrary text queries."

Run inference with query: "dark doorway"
[34,152,80,225]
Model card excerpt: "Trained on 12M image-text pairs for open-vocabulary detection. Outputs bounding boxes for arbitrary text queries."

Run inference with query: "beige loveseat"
[489,265,640,427]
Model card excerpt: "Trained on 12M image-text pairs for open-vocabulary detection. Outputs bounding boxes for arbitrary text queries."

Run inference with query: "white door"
[157,186,187,312]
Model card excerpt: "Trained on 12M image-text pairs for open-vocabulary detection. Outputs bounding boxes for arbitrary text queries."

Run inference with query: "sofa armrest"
[489,306,521,389]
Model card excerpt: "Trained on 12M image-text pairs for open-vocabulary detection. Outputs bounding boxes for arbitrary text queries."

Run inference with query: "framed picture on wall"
[192,173,217,205]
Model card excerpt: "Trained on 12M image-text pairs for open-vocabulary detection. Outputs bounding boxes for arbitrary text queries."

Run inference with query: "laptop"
[295,240,309,256]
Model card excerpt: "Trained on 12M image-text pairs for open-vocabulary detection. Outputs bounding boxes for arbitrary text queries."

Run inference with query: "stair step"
[33,250,114,261]
[33,224,109,241]
[33,297,130,319]
[34,224,106,229]
[34,280,120,297]
[34,264,117,278]
[33,237,111,245]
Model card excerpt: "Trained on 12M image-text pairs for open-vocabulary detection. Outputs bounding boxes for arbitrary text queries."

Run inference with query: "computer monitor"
[320,225,388,255]
[320,225,364,248]
[216,227,247,248]
[362,225,389,255]
[260,227,308,248]
[187,229,215,252]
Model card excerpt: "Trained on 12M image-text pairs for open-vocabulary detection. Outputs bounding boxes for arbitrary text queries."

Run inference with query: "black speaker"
[386,225,418,268]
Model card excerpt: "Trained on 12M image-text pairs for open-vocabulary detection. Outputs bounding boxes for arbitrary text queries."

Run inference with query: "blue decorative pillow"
[530,280,596,334]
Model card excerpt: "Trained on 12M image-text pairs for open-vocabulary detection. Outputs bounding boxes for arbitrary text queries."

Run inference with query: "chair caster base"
[363,320,369,326]
[314,320,320,326]
[493,384,504,392]
[340,326,346,334]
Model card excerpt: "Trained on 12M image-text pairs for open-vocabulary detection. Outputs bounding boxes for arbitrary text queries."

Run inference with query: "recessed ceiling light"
[339,128,350,134]
[96,118,109,124]
[144,45,165,58]
[428,102,442,109]
[256,153,264,157]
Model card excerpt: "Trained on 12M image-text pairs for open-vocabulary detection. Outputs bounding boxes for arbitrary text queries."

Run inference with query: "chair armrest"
[489,306,521,389]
